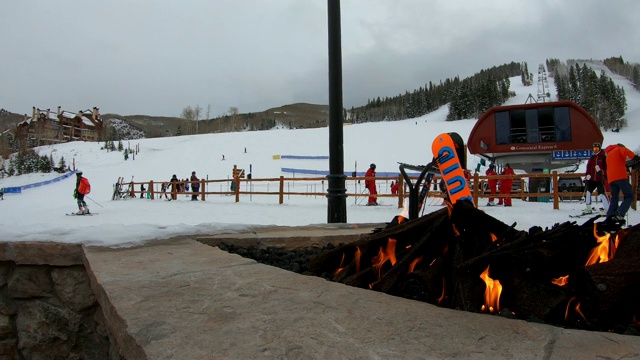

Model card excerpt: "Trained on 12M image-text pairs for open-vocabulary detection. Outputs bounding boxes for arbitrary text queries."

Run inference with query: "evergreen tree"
[118,139,124,151]
[633,65,640,91]
[7,158,15,176]
[58,156,66,170]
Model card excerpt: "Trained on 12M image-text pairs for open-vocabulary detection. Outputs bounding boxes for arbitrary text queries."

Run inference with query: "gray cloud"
[2,0,639,117]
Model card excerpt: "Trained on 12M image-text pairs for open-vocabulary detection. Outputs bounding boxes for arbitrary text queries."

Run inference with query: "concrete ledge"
[194,223,385,249]
[0,242,84,266]
[82,236,640,359]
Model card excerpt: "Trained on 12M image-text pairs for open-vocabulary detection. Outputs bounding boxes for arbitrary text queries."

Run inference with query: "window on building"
[495,106,572,145]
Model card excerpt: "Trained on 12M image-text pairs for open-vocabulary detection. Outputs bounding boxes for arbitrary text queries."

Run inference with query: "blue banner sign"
[552,149,593,160]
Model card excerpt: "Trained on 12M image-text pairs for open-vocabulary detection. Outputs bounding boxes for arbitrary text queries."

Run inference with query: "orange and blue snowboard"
[432,132,472,204]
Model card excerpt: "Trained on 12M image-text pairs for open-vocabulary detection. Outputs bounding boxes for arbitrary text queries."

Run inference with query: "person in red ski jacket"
[582,142,609,215]
[390,181,399,195]
[498,163,515,207]
[365,163,378,206]
[485,164,498,206]
[604,143,638,222]
[73,170,91,214]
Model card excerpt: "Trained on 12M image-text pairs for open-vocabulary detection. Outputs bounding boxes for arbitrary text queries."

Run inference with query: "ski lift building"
[467,100,603,172]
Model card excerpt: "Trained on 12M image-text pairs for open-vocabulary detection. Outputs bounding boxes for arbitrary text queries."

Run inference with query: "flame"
[333,253,346,276]
[398,216,405,224]
[490,233,498,242]
[437,277,447,305]
[451,223,460,236]
[585,226,619,266]
[355,247,361,273]
[479,265,502,313]
[408,256,423,273]
[371,238,398,279]
[552,275,569,287]
[564,296,587,322]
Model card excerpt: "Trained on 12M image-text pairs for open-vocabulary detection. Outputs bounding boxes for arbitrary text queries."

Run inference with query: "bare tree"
[229,107,238,131]
[181,106,195,121]
[193,105,202,134]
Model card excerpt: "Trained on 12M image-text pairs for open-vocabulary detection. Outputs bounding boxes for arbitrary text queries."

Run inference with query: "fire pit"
[220,200,640,336]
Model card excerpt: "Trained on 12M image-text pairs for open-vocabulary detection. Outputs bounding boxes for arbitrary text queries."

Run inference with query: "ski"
[66,213,97,216]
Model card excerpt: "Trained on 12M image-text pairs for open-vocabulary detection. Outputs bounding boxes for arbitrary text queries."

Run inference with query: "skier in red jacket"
[498,163,515,207]
[365,163,378,206]
[604,143,638,223]
[73,170,91,214]
[485,164,498,206]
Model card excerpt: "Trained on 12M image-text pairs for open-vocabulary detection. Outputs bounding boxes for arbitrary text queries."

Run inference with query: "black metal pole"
[326,0,347,223]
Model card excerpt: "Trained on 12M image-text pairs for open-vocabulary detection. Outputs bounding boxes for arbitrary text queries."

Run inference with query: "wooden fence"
[121,170,639,211]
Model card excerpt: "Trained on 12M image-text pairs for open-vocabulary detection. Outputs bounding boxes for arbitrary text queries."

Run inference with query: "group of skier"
[484,163,515,207]
[482,141,640,224]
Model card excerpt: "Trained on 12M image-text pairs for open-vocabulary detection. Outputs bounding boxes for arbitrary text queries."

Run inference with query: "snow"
[2,67,640,248]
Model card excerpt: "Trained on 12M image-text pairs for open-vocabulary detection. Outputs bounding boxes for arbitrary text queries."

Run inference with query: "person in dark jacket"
[190,171,200,201]
[169,174,179,200]
[582,142,609,215]
[604,143,638,223]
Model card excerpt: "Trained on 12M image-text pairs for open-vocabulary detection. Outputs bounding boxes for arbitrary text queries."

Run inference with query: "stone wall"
[0,242,117,359]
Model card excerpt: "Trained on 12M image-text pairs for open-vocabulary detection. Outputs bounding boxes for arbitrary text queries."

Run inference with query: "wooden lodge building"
[1,106,103,155]
[467,100,603,173]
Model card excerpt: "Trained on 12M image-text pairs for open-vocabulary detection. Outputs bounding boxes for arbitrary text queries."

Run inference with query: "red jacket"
[585,150,606,183]
[605,144,635,182]
[485,168,497,188]
[500,166,515,189]
[77,177,91,195]
[365,168,376,189]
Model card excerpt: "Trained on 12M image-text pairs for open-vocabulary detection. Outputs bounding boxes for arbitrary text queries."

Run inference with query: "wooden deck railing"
[121,170,639,211]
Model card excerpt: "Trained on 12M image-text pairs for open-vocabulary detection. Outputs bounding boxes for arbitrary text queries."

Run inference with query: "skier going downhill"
[73,170,91,215]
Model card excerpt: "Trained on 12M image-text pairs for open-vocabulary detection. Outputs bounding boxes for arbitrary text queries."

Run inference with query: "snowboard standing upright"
[431,132,473,204]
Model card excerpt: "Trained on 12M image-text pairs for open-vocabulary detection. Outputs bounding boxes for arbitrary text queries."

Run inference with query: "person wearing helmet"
[582,142,609,215]
[169,174,179,200]
[73,170,91,214]
[365,163,378,206]
[190,171,200,201]
[498,163,515,206]
[485,164,498,206]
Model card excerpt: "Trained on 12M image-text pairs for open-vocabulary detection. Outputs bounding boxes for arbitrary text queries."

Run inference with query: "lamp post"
[326,0,347,223]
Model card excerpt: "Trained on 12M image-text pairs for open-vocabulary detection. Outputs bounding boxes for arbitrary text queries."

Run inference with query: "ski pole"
[85,195,104,208]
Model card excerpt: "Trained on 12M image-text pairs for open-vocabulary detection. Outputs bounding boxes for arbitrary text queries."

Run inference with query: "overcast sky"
[2,1,639,117]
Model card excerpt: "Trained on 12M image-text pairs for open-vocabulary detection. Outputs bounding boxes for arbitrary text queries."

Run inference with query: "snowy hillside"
[2,62,640,247]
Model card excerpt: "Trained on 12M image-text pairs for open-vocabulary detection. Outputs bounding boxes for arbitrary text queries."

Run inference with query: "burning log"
[569,225,640,329]
[369,216,453,293]
[307,208,449,277]
[303,200,640,334]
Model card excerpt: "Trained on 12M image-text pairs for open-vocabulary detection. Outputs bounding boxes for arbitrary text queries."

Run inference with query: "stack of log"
[308,200,640,333]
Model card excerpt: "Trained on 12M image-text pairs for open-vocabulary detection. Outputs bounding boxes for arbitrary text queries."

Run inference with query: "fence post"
[279,176,284,204]
[632,169,638,211]
[397,175,403,209]
[472,172,479,207]
[149,180,154,200]
[552,171,559,210]
[234,177,240,203]
[130,182,135,198]
[200,179,205,201]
